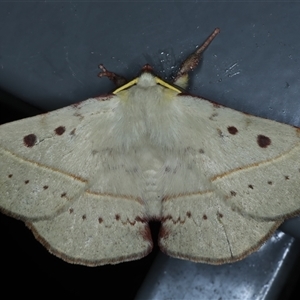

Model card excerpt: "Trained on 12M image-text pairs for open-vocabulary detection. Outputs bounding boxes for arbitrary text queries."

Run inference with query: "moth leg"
[173,28,220,89]
[98,64,127,87]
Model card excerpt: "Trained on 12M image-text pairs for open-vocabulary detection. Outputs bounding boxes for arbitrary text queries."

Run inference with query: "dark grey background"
[1,2,300,299]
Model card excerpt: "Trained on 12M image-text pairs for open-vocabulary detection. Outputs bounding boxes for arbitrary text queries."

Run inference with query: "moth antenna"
[98,64,127,87]
[173,28,220,89]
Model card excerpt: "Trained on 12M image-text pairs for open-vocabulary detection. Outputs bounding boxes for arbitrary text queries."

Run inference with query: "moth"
[1,28,300,266]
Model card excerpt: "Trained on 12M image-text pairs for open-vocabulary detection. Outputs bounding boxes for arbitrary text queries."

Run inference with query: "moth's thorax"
[110,82,204,155]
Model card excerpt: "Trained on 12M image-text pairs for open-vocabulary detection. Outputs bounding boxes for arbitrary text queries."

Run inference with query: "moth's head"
[137,64,159,88]
[113,65,182,95]
[140,64,154,74]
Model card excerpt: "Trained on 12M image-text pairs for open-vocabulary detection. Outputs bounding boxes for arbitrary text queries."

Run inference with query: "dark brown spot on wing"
[268,181,273,185]
[98,217,103,224]
[227,126,238,135]
[54,126,66,135]
[257,135,271,148]
[285,175,289,180]
[8,174,13,178]
[217,212,223,218]
[199,149,205,154]
[24,180,29,184]
[248,184,254,189]
[186,211,192,218]
[115,214,120,221]
[82,214,86,220]
[43,185,48,190]
[23,134,37,147]
[69,208,74,214]
[203,214,208,220]
[230,191,237,196]
[61,192,67,198]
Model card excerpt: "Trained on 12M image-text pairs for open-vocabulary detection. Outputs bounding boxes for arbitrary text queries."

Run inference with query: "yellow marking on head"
[113,78,138,94]
[154,77,182,93]
[113,76,182,94]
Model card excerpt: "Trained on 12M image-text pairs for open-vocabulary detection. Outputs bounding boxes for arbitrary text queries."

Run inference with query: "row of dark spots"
[7,174,67,196]
[247,175,290,189]
[186,211,223,221]
[161,211,222,223]
[228,175,291,194]
[68,209,146,225]
[162,211,216,224]
[226,125,272,148]
[69,207,104,223]
[202,212,223,220]
[198,127,271,154]
[23,126,67,147]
